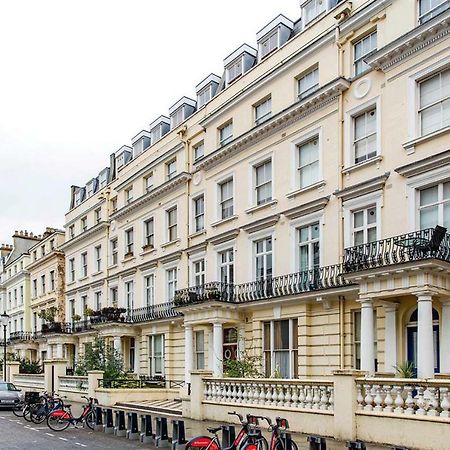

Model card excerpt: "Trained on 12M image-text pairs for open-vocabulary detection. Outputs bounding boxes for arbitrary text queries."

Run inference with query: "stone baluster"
[271,383,278,406]
[260,384,267,405]
[383,385,394,413]
[265,383,272,405]
[236,384,243,404]
[284,384,292,407]
[427,387,438,416]
[277,384,285,407]
[252,383,260,405]
[328,387,334,412]
[291,384,299,408]
[356,384,364,411]
[204,382,210,400]
[242,383,249,404]
[416,386,426,415]
[210,381,217,401]
[393,386,404,414]
[320,386,328,411]
[312,386,321,409]
[230,382,237,403]
[298,385,306,408]
[363,384,374,411]
[404,385,415,414]
[373,385,383,412]
[305,386,313,409]
[440,388,450,418]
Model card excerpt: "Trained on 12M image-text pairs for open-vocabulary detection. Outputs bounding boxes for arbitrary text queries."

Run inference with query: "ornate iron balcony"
[9,331,34,341]
[343,226,450,273]
[128,301,180,323]
[41,322,72,334]
[174,264,351,306]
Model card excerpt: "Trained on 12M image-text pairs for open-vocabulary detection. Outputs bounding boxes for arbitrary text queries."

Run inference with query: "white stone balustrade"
[203,378,334,412]
[356,378,450,417]
[13,374,45,389]
[58,376,88,393]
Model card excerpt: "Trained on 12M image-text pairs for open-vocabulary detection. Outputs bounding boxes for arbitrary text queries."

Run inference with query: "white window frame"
[195,330,205,370]
[94,291,102,311]
[81,216,88,232]
[192,194,205,233]
[125,186,133,204]
[343,191,383,248]
[254,97,272,125]
[344,97,381,169]
[143,217,155,247]
[218,121,233,147]
[167,159,177,180]
[302,0,327,26]
[166,266,178,301]
[69,258,75,282]
[144,273,155,307]
[198,86,212,108]
[292,130,322,191]
[297,66,319,100]
[81,252,88,278]
[227,58,243,84]
[191,256,206,287]
[95,208,101,224]
[125,228,134,255]
[406,166,450,231]
[217,176,234,220]
[166,206,178,242]
[259,31,279,59]
[218,248,234,285]
[125,280,134,311]
[353,30,377,77]
[110,238,118,266]
[418,0,450,24]
[193,141,205,162]
[144,172,154,192]
[95,245,102,272]
[253,235,273,282]
[149,334,165,377]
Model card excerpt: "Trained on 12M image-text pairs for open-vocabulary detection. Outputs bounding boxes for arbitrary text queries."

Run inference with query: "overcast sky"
[0,0,301,242]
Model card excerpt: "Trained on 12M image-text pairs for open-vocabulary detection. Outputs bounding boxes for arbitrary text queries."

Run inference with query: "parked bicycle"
[255,417,298,450]
[30,392,65,424]
[46,396,97,431]
[12,391,41,421]
[185,411,268,450]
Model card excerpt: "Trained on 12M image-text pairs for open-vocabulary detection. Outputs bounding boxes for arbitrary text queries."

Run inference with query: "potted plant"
[84,307,95,317]
[72,314,81,322]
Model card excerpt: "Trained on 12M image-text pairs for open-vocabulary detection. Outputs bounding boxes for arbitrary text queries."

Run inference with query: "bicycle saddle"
[207,427,222,433]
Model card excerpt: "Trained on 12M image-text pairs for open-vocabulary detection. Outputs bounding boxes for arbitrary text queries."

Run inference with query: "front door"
[223,328,238,362]
[407,308,440,374]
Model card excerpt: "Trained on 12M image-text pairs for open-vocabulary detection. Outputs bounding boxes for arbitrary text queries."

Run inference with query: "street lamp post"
[1,312,9,382]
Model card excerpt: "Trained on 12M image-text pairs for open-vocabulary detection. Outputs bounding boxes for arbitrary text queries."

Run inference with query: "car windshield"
[0,383,17,391]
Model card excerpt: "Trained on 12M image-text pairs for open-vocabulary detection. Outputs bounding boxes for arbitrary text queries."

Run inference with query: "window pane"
[421,103,442,135]
[264,323,270,351]
[444,202,450,229]
[367,207,377,224]
[420,186,438,206]
[367,227,377,243]
[420,74,441,108]
[354,211,364,227]
[420,205,439,229]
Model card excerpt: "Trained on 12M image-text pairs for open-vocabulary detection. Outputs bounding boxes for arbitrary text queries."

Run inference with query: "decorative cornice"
[59,222,109,251]
[366,9,450,72]
[207,229,240,246]
[282,196,330,220]
[26,250,65,272]
[186,242,208,257]
[159,251,182,265]
[65,200,104,228]
[111,172,191,221]
[241,214,280,235]
[196,78,350,172]
[119,268,138,279]
[334,172,390,202]
[395,149,450,178]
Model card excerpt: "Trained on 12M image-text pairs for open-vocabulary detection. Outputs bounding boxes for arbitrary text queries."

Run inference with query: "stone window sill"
[342,156,383,175]
[245,199,278,214]
[211,215,238,228]
[286,180,326,199]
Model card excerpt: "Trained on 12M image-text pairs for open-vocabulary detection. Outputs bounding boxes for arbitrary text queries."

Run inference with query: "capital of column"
[357,297,374,308]
[413,290,436,302]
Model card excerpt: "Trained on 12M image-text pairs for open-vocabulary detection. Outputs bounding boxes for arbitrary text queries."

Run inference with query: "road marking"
[45,432,54,437]
[35,426,47,429]
[75,443,87,447]
[58,437,68,441]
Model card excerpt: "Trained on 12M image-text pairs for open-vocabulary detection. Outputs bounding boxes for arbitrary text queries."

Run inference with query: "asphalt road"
[0,410,152,449]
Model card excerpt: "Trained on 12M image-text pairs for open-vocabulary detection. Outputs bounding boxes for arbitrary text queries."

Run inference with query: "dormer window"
[257,15,293,62]
[98,168,109,188]
[196,74,221,108]
[224,44,257,86]
[149,116,170,143]
[169,98,196,129]
[74,188,85,206]
[115,146,132,170]
[260,32,278,59]
[132,131,152,157]
[302,0,326,26]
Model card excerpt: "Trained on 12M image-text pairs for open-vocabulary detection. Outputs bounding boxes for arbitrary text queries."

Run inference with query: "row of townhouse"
[2,0,450,385]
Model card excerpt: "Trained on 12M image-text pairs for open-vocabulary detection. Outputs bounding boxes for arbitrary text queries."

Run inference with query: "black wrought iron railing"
[174,264,351,306]
[41,322,72,334]
[174,282,235,306]
[343,227,450,273]
[128,301,180,323]
[9,331,34,341]
[69,320,92,333]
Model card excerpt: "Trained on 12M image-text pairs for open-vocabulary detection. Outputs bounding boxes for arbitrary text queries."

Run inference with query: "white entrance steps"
[114,399,182,416]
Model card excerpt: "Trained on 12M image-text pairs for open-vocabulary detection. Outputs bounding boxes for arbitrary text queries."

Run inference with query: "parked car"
[0,382,23,408]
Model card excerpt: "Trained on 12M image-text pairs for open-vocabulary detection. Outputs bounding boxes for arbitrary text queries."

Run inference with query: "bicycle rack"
[171,419,187,450]
[346,441,366,450]
[156,416,169,448]
[127,412,140,440]
[114,410,127,437]
[221,425,236,449]
[103,408,114,434]
[307,435,327,450]
[140,414,154,444]
[94,406,103,431]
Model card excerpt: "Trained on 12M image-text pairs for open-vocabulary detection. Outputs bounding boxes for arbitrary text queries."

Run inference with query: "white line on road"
[58,437,68,441]
[75,443,87,447]
[45,432,54,437]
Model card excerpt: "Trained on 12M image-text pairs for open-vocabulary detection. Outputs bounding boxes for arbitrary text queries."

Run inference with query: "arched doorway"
[406,307,440,374]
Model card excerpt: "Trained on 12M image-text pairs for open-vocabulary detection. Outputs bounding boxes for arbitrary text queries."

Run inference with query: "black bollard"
[103,408,114,434]
[346,441,366,450]
[156,416,169,448]
[94,406,103,431]
[221,425,236,449]
[307,435,327,450]
[172,420,187,450]
[140,414,154,444]
[114,410,127,437]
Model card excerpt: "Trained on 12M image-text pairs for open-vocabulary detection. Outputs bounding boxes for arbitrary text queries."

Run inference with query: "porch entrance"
[406,307,440,374]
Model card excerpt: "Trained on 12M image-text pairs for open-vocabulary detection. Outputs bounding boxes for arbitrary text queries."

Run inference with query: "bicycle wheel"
[12,402,25,417]
[84,410,96,430]
[23,405,33,422]
[31,405,48,424]
[275,438,298,450]
[47,412,71,431]
[257,436,269,450]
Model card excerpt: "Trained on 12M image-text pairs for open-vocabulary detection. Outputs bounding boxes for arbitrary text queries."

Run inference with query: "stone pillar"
[87,370,104,399]
[184,325,193,384]
[440,299,450,374]
[187,370,212,420]
[384,304,398,374]
[212,322,223,377]
[237,325,245,360]
[332,370,367,441]
[417,292,434,378]
[56,343,64,359]
[113,336,121,355]
[6,361,20,383]
[44,359,68,394]
[207,327,214,371]
[360,299,375,374]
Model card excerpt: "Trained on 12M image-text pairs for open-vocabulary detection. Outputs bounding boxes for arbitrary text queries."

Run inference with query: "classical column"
[440,299,450,374]
[360,299,375,374]
[113,336,122,355]
[384,304,398,374]
[212,322,223,377]
[237,325,245,360]
[417,292,434,379]
[207,327,214,371]
[56,343,64,359]
[184,325,193,384]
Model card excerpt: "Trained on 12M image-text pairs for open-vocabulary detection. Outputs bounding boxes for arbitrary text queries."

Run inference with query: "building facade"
[36,0,450,384]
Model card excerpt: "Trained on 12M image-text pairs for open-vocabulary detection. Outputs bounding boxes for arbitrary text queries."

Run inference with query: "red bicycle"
[256,417,298,450]
[185,411,268,450]
[46,396,97,431]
